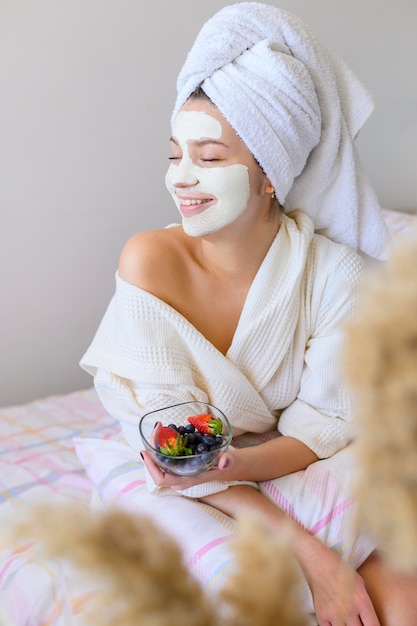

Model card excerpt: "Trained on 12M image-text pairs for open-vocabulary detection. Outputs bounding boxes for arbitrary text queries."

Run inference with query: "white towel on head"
[173,2,390,260]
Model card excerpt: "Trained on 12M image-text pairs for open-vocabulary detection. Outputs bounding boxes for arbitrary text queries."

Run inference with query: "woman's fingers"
[217,450,234,470]
[141,450,208,489]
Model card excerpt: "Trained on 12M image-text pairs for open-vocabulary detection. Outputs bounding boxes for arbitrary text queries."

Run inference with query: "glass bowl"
[139,401,232,476]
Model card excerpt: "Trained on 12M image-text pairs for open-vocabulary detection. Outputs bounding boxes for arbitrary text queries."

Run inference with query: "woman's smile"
[176,194,216,216]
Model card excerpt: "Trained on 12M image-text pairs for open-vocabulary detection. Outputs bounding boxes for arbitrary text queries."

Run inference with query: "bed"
[1,208,416,626]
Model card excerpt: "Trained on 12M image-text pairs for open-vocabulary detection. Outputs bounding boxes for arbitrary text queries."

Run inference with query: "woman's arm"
[141,431,318,491]
[220,434,319,480]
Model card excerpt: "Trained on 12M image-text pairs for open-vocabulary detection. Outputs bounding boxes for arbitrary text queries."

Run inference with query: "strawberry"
[157,426,191,456]
[187,413,223,435]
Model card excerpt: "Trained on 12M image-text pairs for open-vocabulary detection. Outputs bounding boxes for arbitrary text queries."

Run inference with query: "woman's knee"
[358,551,417,626]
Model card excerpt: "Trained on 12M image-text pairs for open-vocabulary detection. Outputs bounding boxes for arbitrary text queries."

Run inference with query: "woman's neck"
[194,211,282,284]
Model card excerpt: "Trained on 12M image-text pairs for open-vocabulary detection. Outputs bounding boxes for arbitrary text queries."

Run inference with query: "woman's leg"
[358,551,417,626]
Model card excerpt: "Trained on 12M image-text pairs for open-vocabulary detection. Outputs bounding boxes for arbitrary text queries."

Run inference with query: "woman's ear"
[264,179,275,195]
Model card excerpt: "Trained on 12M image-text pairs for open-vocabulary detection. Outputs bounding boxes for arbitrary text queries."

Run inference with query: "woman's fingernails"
[223,459,230,468]
[140,452,144,460]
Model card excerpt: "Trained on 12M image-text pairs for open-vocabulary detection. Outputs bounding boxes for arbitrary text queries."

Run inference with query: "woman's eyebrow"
[193,139,228,148]
[169,137,227,148]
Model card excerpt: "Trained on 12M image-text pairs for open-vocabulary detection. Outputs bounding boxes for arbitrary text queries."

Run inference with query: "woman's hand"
[141,446,235,491]
[298,532,380,626]
[142,419,237,490]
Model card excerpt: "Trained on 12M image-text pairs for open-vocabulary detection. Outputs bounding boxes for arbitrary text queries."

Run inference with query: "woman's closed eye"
[195,148,227,164]
[167,155,223,165]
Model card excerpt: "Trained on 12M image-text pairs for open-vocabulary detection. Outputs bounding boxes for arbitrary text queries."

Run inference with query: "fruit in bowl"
[139,401,232,476]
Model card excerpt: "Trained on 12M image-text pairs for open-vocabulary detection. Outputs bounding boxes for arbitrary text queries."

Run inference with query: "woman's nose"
[173,157,199,187]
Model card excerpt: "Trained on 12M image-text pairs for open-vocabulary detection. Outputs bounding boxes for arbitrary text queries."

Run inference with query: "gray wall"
[1,0,416,406]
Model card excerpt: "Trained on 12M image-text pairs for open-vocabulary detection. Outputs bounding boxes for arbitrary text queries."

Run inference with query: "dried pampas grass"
[13,504,214,626]
[13,505,307,626]
[219,513,308,626]
[344,227,417,572]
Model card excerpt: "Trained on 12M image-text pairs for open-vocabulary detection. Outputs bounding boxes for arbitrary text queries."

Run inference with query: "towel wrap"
[172,2,390,260]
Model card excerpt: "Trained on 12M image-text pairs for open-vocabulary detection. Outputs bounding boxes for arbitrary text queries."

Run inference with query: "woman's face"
[165,98,272,237]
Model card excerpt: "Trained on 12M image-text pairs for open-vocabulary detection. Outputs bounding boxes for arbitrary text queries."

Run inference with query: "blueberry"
[168,423,178,431]
[215,435,224,447]
[186,433,198,446]
[189,456,205,469]
[177,426,186,436]
[185,423,195,433]
[156,453,177,471]
[163,456,177,468]
[180,458,206,475]
[196,442,207,454]
[201,452,213,465]
[202,435,216,448]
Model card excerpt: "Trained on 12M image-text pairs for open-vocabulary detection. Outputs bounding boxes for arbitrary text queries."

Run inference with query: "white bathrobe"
[80,212,364,460]
[78,212,375,616]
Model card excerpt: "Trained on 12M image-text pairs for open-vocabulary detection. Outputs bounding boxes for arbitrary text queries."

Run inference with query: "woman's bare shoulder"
[118,226,188,296]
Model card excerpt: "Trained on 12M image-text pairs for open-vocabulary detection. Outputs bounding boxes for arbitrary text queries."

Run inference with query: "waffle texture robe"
[80,211,364,460]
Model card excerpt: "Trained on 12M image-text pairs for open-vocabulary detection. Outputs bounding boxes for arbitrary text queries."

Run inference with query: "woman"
[81,4,417,624]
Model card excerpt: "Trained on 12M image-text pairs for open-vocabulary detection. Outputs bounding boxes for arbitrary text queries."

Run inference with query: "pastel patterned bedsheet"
[0,209,416,626]
[382,208,417,237]
[0,389,117,625]
[0,392,360,626]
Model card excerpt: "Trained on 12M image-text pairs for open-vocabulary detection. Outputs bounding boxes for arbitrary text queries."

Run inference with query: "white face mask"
[165,110,250,237]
